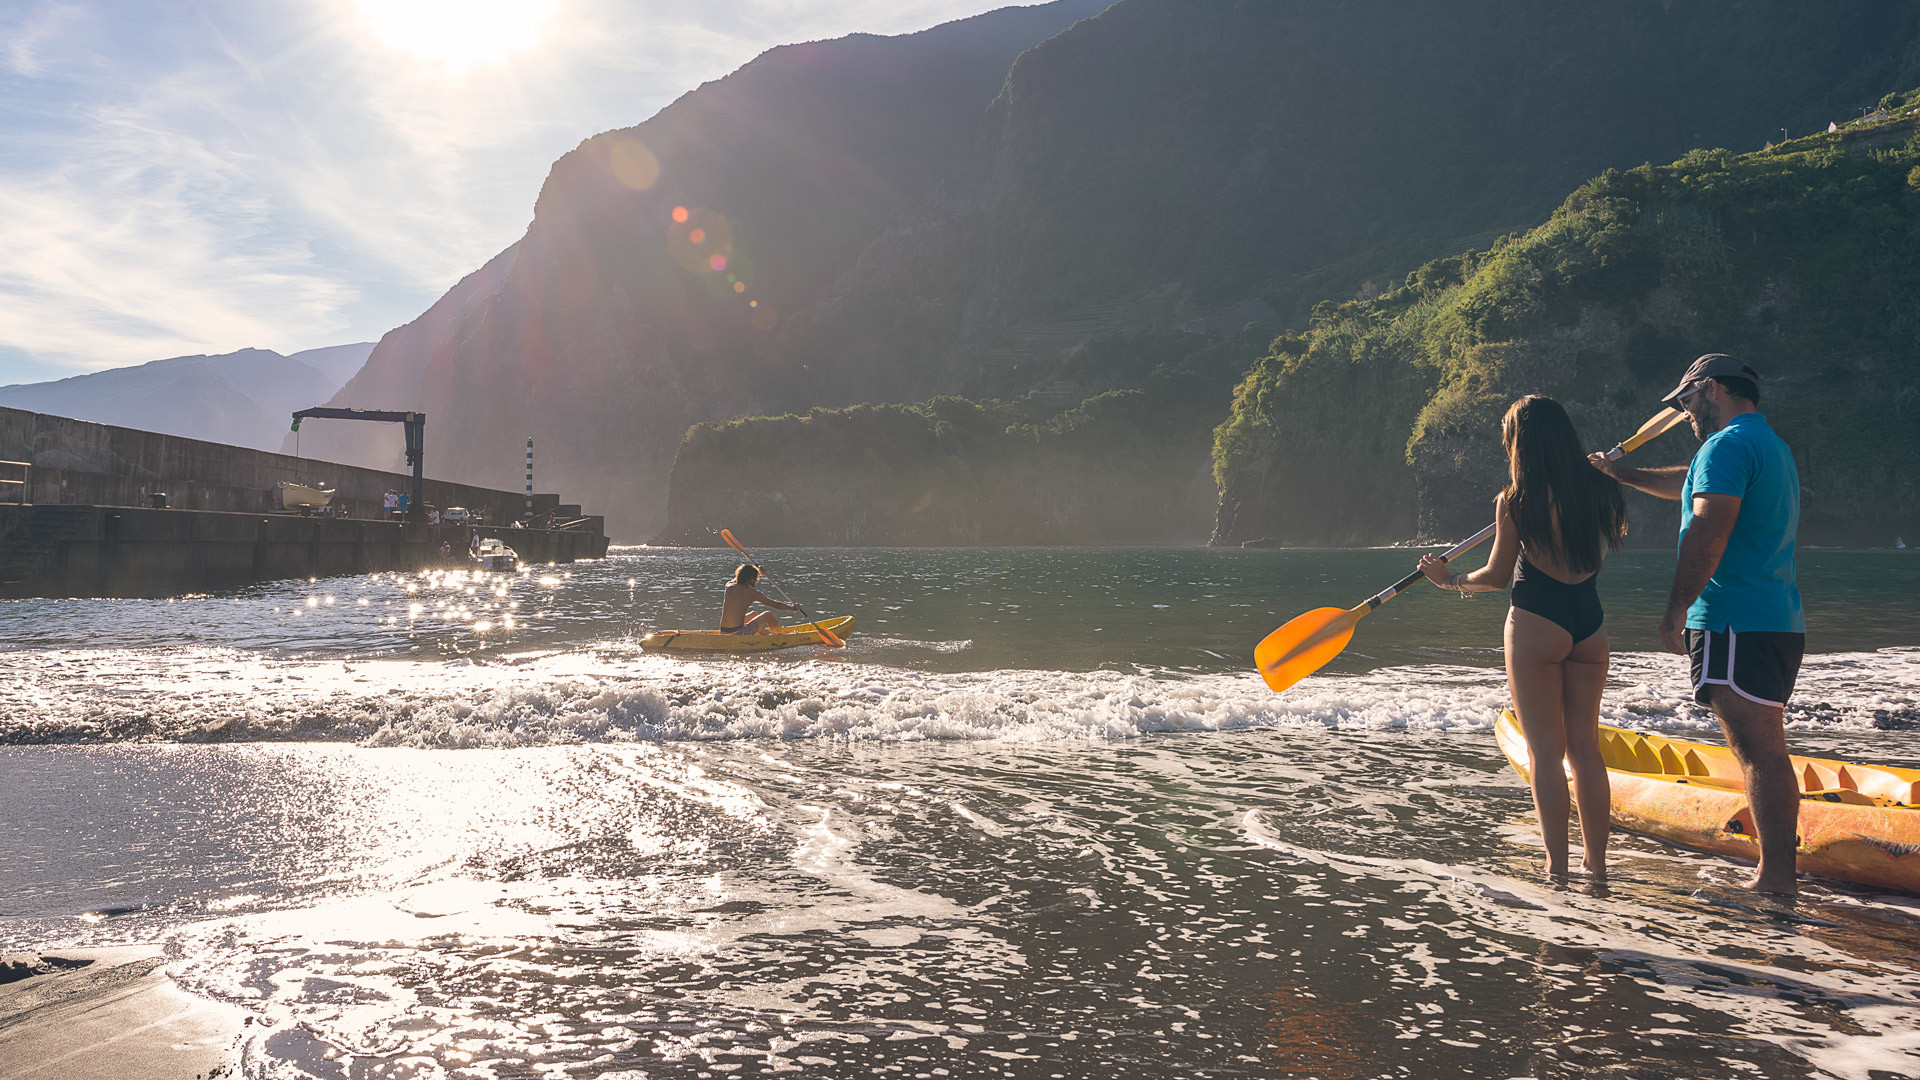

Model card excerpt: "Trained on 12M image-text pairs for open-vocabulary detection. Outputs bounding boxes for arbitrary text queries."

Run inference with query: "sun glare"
[354,0,559,67]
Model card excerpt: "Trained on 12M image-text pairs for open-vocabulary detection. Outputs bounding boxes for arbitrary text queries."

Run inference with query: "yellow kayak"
[639,616,854,653]
[1496,709,1920,893]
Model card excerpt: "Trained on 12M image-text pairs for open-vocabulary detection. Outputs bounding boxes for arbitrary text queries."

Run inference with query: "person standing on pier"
[1590,354,1805,895]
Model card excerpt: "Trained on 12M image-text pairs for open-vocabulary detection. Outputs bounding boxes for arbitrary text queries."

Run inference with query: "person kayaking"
[1590,354,1804,895]
[720,563,799,635]
[1417,395,1628,884]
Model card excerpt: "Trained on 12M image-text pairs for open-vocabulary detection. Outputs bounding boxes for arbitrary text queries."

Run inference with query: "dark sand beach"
[1,946,242,1080]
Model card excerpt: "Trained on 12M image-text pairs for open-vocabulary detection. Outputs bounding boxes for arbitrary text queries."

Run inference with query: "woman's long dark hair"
[1501,396,1627,575]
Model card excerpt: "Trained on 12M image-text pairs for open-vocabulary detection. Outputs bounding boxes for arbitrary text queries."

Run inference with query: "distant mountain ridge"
[296,0,1920,541]
[0,343,375,452]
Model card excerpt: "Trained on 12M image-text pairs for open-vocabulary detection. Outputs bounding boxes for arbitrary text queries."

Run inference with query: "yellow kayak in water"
[1496,709,1920,893]
[639,616,855,653]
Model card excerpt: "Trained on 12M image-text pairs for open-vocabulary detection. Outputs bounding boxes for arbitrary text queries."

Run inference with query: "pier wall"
[0,405,559,522]
[0,405,610,598]
[0,505,607,599]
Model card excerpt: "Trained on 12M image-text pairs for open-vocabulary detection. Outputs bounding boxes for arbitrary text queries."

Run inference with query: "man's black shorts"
[1687,627,1805,708]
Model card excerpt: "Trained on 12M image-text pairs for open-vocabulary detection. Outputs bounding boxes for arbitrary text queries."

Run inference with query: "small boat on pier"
[277,481,335,513]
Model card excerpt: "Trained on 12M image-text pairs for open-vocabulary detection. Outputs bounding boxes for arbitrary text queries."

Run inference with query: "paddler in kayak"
[720,563,801,634]
[1417,395,1628,885]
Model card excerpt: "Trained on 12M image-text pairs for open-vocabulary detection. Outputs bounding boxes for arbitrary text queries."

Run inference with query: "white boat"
[470,537,519,572]
[278,481,335,511]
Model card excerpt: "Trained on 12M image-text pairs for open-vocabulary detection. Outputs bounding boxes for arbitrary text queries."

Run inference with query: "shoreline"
[0,946,244,1080]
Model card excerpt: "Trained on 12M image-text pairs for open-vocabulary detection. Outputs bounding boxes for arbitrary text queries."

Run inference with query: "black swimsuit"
[1510,555,1603,643]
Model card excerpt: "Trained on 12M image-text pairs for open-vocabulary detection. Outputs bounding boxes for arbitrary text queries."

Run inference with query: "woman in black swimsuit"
[1417,396,1627,883]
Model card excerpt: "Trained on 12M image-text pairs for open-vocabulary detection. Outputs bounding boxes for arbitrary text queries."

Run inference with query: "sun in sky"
[353,0,560,67]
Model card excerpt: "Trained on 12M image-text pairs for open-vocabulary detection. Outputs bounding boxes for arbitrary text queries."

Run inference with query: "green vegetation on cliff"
[656,333,1263,545]
[1213,112,1920,547]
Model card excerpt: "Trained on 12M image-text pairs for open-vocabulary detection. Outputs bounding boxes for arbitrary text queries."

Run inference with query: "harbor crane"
[290,408,425,522]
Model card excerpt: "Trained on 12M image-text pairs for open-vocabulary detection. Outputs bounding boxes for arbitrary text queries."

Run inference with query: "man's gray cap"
[1660,353,1760,405]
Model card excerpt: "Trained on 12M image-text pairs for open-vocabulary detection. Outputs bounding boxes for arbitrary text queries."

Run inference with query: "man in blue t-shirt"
[1592,353,1804,895]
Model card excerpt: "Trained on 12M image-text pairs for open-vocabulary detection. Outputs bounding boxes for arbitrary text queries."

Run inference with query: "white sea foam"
[3,645,1916,747]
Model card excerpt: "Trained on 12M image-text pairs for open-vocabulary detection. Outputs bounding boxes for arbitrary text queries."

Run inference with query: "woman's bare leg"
[1507,607,1574,878]
[1560,628,1612,881]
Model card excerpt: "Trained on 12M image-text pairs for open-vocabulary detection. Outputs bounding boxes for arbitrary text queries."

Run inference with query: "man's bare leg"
[1707,685,1799,895]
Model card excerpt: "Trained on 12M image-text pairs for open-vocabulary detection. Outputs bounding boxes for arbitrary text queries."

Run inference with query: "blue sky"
[0,0,1032,384]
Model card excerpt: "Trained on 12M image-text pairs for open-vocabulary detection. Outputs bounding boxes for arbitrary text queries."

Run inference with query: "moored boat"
[640,616,855,653]
[1496,709,1920,893]
[469,537,519,572]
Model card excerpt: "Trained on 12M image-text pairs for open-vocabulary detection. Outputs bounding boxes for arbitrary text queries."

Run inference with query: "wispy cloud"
[0,65,357,370]
[0,0,1054,381]
[3,2,80,78]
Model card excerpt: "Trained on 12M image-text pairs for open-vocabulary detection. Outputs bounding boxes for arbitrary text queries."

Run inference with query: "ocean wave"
[3,646,1916,747]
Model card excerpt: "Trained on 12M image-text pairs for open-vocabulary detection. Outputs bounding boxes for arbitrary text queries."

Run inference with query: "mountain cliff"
[292,0,1110,536]
[0,344,374,452]
[1212,103,1920,549]
[305,0,1920,541]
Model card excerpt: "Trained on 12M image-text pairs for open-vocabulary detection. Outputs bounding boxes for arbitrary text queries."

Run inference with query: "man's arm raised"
[1660,492,1741,654]
[1590,452,1688,501]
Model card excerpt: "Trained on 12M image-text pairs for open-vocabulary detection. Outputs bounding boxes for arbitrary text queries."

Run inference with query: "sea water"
[3,546,1919,1079]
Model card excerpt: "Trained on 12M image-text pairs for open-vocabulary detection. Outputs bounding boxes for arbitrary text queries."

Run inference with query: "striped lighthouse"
[524,437,533,521]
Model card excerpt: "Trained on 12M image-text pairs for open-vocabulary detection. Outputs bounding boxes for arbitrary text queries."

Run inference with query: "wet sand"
[0,946,241,1080]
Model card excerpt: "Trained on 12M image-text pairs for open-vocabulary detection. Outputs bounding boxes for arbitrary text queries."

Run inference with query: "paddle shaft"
[761,578,842,646]
[1343,432,1651,616]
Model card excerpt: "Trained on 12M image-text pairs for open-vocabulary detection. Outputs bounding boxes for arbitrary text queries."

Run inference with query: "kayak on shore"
[639,616,855,653]
[1495,709,1920,894]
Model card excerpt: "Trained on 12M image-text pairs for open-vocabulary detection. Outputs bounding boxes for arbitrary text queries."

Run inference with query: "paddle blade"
[1617,407,1687,454]
[720,528,747,556]
[1255,606,1361,694]
[794,608,845,648]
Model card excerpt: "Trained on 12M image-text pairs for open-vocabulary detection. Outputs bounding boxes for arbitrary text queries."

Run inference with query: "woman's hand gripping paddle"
[719,528,846,647]
[1253,407,1686,695]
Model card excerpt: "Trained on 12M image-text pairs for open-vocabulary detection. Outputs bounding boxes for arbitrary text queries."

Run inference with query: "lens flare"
[667,207,732,275]
[733,281,746,293]
[609,139,659,191]
[671,206,688,223]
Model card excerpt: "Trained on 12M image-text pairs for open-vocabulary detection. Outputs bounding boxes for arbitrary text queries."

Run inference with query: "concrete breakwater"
[0,405,609,598]
[0,405,570,523]
[0,506,607,598]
